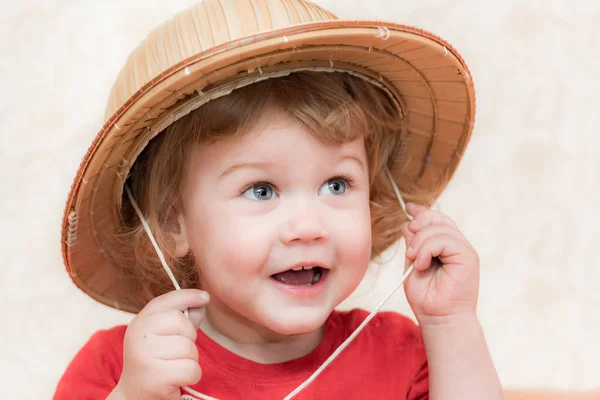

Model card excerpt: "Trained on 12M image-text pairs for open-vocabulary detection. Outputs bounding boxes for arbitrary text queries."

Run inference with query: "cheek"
[333,203,372,266]
[191,210,275,278]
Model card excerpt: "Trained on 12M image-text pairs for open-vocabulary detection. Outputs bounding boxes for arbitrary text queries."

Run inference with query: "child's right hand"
[109,289,210,400]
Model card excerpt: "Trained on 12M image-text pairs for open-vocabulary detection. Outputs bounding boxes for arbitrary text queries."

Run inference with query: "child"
[55,0,503,399]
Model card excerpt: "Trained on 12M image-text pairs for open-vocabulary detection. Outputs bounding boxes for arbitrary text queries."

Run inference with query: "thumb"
[400,221,414,252]
[187,298,208,328]
[400,221,415,272]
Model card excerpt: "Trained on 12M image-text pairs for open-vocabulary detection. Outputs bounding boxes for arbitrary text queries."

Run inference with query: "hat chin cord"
[125,167,415,400]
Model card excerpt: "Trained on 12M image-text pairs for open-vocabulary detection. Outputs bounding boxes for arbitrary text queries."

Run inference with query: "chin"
[264,307,332,335]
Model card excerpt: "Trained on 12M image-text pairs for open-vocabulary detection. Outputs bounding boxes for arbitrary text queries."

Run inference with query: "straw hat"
[62,0,475,313]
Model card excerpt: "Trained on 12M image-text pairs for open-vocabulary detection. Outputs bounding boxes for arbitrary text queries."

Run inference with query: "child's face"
[173,111,372,335]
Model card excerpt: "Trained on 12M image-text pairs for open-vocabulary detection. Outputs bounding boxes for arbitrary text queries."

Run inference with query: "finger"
[405,225,467,261]
[146,310,199,341]
[404,253,418,273]
[188,306,206,329]
[411,234,467,271]
[141,289,210,315]
[161,359,202,387]
[151,336,199,362]
[405,202,429,219]
[407,208,458,233]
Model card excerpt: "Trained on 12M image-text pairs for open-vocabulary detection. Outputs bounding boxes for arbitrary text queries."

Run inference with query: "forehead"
[189,111,366,170]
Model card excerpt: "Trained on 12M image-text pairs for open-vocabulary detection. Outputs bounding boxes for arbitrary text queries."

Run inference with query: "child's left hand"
[401,203,480,326]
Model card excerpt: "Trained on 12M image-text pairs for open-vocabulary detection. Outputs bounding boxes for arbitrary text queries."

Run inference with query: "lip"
[270,268,329,299]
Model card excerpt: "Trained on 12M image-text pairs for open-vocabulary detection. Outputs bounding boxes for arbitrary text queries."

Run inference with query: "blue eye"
[243,183,276,201]
[319,178,348,196]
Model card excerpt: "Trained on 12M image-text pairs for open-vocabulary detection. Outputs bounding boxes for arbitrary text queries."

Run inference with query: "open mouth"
[271,266,325,286]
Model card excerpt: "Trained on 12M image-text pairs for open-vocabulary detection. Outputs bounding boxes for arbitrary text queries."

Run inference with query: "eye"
[242,183,277,201]
[319,177,349,196]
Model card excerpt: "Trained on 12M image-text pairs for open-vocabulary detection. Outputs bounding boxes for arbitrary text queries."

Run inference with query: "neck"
[200,297,325,364]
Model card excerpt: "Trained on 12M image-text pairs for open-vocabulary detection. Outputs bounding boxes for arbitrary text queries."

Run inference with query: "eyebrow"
[340,155,366,172]
[218,155,365,179]
[218,161,276,179]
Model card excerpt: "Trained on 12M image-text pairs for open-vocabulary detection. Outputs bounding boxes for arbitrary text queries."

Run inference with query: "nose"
[279,199,327,244]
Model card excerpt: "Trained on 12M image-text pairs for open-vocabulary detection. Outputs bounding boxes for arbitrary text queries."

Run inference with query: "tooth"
[303,266,313,270]
[292,266,302,271]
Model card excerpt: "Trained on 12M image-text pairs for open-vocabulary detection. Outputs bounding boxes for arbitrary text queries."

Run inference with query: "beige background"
[1,0,599,398]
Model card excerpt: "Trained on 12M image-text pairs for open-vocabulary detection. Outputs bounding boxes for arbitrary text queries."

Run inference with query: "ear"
[171,213,191,258]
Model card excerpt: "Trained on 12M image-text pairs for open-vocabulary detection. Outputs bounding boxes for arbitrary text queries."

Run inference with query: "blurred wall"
[0,0,598,398]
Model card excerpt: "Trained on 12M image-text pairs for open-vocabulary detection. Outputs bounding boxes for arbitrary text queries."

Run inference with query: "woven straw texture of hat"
[62,0,475,313]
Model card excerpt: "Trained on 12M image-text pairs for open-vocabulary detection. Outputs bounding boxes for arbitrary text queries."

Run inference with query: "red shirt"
[54,309,429,399]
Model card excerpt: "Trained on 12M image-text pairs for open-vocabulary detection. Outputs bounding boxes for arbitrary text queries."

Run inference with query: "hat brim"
[62,19,475,313]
